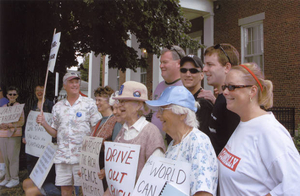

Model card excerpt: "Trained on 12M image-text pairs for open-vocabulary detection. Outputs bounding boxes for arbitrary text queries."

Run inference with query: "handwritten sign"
[25,111,53,157]
[132,155,191,196]
[0,104,24,124]
[105,142,140,196]
[80,136,104,196]
[30,143,57,189]
[48,32,61,73]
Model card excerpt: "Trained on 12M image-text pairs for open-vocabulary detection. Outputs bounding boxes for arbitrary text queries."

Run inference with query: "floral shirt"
[51,95,101,164]
[165,128,218,196]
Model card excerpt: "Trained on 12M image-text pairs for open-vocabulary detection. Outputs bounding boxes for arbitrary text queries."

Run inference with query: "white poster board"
[30,143,57,189]
[105,142,140,196]
[132,155,191,196]
[48,32,61,73]
[25,111,53,157]
[0,103,24,124]
[80,136,104,196]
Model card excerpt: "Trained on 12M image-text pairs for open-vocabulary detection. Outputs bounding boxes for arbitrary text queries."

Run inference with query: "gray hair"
[168,103,200,128]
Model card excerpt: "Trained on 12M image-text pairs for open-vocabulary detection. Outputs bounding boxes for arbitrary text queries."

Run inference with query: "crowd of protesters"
[1,44,300,196]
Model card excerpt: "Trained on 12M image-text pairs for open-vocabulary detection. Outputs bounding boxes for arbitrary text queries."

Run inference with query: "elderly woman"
[0,86,25,188]
[219,63,300,195]
[146,86,218,196]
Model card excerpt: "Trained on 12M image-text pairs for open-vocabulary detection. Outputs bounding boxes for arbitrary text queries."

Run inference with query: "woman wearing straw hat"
[146,86,218,196]
[103,81,166,195]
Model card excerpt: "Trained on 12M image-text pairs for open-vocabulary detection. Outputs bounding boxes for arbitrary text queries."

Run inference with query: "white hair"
[109,91,119,106]
[168,103,200,128]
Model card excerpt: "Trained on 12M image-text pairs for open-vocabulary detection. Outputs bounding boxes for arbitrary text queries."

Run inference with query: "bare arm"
[36,112,57,138]
[194,191,213,196]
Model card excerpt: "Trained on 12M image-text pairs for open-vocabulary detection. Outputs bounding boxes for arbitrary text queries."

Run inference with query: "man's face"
[180,61,203,92]
[203,53,229,89]
[63,78,80,95]
[159,51,180,83]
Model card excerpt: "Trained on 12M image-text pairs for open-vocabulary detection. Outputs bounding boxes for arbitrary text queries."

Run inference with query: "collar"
[63,94,82,106]
[193,87,203,99]
[123,116,147,132]
[165,78,181,85]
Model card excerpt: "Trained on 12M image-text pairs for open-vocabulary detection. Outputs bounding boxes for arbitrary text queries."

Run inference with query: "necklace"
[165,78,181,85]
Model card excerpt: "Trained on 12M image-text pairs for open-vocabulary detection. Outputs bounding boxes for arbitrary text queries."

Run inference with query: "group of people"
[0,43,300,196]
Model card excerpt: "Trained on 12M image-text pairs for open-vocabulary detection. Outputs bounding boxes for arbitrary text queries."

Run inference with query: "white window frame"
[239,13,265,71]
[140,67,147,85]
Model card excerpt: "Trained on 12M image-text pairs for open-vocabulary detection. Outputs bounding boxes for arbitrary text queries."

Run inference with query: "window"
[140,67,147,85]
[239,13,265,71]
[116,70,120,91]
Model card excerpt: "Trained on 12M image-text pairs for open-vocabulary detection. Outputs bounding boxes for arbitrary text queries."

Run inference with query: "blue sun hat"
[145,86,197,112]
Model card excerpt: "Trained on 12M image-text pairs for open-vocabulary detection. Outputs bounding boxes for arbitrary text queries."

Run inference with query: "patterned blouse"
[51,95,101,164]
[165,128,218,196]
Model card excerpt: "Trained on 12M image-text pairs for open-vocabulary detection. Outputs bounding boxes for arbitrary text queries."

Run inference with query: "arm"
[36,112,57,138]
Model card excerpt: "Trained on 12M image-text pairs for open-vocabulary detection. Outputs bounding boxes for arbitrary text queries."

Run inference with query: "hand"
[98,169,106,180]
[22,138,26,144]
[78,170,82,177]
[0,123,11,129]
[197,89,216,104]
[36,112,45,126]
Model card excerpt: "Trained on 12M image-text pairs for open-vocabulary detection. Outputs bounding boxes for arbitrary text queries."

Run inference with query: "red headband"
[239,64,263,92]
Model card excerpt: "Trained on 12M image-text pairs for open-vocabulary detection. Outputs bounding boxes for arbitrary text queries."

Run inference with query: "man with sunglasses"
[201,43,240,156]
[180,55,213,137]
[151,45,185,142]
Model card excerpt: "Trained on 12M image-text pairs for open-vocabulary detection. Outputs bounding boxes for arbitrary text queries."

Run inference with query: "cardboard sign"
[30,143,57,189]
[25,111,53,157]
[48,32,61,73]
[0,103,24,124]
[105,142,140,196]
[80,136,104,196]
[132,155,191,196]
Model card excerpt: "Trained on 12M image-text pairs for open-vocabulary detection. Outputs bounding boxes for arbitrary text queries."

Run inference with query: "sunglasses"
[167,46,182,59]
[214,44,232,65]
[8,93,17,96]
[158,107,172,114]
[180,68,201,74]
[222,85,253,91]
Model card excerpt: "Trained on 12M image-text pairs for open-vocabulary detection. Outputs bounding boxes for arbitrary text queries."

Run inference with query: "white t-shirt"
[165,128,218,196]
[218,113,300,196]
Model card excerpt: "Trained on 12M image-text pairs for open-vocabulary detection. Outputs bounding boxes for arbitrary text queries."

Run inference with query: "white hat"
[63,72,80,83]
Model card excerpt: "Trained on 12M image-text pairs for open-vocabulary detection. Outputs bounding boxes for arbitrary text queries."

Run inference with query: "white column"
[88,51,101,98]
[104,55,109,86]
[203,13,214,91]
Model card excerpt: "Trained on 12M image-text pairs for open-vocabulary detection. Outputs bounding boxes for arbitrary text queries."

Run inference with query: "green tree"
[0,0,203,117]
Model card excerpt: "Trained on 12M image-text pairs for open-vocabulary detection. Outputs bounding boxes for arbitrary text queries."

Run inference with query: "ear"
[224,62,232,74]
[200,72,205,80]
[180,113,187,121]
[249,85,258,100]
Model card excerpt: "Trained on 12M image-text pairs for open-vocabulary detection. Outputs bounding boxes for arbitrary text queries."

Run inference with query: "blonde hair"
[231,63,273,109]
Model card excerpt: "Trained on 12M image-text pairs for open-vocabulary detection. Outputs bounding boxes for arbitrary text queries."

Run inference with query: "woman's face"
[118,100,140,123]
[7,90,18,103]
[156,106,181,135]
[95,95,110,114]
[112,103,124,124]
[35,86,44,100]
[223,70,252,115]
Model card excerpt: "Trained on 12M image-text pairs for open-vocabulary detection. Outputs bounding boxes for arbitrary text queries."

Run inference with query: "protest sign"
[30,142,57,189]
[47,32,61,73]
[80,136,104,196]
[105,142,140,196]
[132,155,191,196]
[25,111,53,157]
[0,103,24,124]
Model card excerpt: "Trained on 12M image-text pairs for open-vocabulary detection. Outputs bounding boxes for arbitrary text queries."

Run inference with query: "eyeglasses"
[222,85,253,91]
[180,68,201,74]
[158,107,172,114]
[8,93,17,96]
[214,44,232,65]
[168,46,182,59]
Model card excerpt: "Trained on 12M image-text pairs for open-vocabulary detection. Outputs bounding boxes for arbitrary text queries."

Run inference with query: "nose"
[223,87,229,95]
[156,111,161,118]
[186,70,192,76]
[203,64,208,72]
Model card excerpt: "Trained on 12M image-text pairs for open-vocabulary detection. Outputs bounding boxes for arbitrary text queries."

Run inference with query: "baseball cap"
[145,86,197,112]
[63,72,80,83]
[113,81,148,101]
[180,55,203,69]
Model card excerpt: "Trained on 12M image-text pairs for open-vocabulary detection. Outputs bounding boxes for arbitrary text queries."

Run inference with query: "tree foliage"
[0,0,203,116]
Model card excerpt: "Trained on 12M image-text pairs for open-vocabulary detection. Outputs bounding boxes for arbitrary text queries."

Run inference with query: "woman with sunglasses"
[219,63,300,195]
[0,86,24,188]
